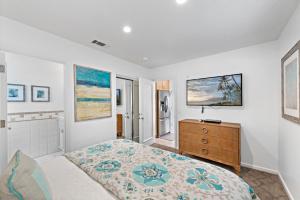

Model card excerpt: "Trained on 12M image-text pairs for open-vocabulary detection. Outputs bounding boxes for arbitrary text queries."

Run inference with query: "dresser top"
[179,119,241,129]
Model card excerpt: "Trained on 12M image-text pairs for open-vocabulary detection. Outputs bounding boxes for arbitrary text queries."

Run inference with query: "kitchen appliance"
[157,91,171,136]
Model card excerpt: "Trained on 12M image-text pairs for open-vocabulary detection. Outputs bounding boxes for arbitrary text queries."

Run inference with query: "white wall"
[6,52,64,113]
[0,17,151,152]
[278,3,300,200]
[152,41,280,172]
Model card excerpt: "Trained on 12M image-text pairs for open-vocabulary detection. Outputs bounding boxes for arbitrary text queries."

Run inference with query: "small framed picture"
[31,86,50,102]
[116,89,121,105]
[7,84,25,102]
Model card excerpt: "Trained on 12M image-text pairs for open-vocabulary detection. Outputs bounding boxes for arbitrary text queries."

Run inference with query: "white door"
[0,53,8,174]
[139,78,154,145]
[132,80,139,142]
[124,80,133,140]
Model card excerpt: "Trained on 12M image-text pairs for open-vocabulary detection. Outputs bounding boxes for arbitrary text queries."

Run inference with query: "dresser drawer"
[194,146,219,161]
[199,125,239,141]
[180,123,238,140]
[196,136,239,152]
[193,147,238,165]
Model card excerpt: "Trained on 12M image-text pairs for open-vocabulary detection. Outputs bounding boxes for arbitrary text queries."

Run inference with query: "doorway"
[4,52,66,162]
[116,77,139,141]
[116,77,155,145]
[154,80,176,148]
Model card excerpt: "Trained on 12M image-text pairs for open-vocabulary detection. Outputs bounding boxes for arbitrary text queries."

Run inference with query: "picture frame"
[74,64,112,122]
[116,89,122,106]
[31,85,50,102]
[281,40,300,124]
[7,84,26,102]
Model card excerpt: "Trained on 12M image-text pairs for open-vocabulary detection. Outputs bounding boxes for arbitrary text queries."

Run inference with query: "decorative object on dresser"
[202,119,222,124]
[179,119,241,173]
[117,114,123,137]
[281,40,300,124]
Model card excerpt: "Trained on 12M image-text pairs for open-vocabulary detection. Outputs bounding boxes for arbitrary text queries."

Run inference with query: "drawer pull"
[201,148,208,155]
[202,127,208,134]
[201,138,208,144]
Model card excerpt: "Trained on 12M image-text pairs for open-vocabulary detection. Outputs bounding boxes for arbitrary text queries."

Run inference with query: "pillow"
[0,150,52,200]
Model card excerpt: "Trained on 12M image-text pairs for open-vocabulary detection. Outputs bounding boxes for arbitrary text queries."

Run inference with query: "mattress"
[38,156,116,200]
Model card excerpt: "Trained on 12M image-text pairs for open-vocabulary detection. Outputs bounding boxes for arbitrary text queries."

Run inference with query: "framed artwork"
[31,86,50,102]
[186,73,242,106]
[116,89,121,105]
[74,64,112,121]
[282,40,300,124]
[7,84,25,102]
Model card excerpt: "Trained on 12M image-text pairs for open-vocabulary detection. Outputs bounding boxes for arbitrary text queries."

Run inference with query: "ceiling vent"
[91,40,106,47]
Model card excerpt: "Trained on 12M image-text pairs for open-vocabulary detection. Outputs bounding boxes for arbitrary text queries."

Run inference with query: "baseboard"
[278,172,294,200]
[241,162,278,174]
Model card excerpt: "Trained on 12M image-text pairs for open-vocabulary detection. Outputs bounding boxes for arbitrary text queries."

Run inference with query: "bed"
[39,139,259,200]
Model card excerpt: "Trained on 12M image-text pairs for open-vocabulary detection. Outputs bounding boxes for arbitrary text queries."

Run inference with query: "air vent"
[91,40,106,47]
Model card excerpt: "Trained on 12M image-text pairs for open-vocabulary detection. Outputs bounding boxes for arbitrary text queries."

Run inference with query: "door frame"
[0,52,8,174]
[116,75,135,140]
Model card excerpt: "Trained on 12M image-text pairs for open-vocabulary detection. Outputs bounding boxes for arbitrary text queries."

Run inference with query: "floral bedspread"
[65,139,259,200]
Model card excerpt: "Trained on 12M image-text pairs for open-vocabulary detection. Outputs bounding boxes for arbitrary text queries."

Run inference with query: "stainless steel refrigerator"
[157,91,171,136]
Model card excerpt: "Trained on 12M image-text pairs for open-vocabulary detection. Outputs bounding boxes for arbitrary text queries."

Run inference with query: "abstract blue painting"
[74,65,112,121]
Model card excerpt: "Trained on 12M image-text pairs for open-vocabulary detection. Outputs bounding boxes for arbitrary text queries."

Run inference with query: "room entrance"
[154,80,176,148]
[116,76,155,145]
[2,52,66,167]
[116,77,139,142]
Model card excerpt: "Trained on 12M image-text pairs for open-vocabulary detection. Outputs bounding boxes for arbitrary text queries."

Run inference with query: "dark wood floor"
[151,143,289,200]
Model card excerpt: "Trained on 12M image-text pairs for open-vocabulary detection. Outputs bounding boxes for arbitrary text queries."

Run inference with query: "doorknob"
[124,113,130,119]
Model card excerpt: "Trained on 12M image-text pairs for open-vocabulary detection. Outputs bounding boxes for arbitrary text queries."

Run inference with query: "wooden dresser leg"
[234,165,241,176]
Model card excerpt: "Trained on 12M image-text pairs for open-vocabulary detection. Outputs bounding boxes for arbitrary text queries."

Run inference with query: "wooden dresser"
[179,119,241,173]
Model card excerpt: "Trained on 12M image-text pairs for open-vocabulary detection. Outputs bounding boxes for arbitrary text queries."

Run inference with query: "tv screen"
[116,89,121,105]
[186,73,242,106]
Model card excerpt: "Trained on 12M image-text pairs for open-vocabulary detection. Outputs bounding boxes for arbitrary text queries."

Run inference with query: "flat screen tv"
[116,89,121,105]
[186,73,242,106]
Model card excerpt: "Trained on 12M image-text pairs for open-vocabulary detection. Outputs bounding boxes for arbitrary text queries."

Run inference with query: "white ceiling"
[0,0,299,68]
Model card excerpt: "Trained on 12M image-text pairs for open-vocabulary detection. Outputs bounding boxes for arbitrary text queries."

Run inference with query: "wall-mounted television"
[116,89,121,105]
[186,73,242,106]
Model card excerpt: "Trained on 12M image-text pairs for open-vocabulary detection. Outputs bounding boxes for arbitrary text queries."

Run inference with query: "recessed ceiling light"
[176,0,187,5]
[123,26,132,33]
[143,57,149,61]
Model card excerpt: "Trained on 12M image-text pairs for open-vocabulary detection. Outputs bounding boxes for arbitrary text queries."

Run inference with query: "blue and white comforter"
[65,139,259,200]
